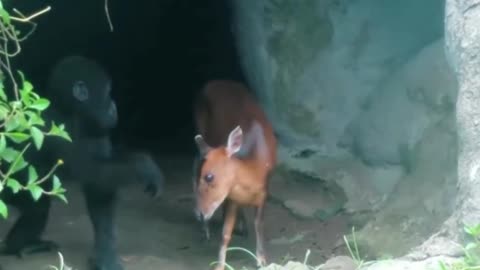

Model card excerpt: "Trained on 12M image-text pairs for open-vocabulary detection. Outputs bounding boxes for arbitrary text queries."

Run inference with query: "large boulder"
[230,0,464,262]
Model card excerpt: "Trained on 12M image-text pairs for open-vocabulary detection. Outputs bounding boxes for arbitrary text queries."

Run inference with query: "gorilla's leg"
[1,191,58,257]
[83,185,122,270]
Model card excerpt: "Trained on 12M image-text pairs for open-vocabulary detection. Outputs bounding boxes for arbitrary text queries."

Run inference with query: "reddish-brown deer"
[192,80,277,270]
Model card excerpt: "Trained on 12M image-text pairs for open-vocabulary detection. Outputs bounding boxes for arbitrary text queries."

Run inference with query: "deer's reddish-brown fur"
[193,80,277,270]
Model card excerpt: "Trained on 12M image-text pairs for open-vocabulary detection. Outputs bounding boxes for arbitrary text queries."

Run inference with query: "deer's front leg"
[214,201,238,270]
[222,204,248,238]
[254,201,267,267]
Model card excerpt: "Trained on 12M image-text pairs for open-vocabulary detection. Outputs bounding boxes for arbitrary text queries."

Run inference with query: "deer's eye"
[204,173,214,183]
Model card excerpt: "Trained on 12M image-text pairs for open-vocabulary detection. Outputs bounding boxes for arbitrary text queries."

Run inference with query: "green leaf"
[9,100,21,109]
[52,175,61,190]
[48,122,72,142]
[30,91,40,100]
[28,165,38,184]
[25,111,45,126]
[10,155,28,174]
[19,78,34,107]
[17,70,25,82]
[471,224,480,236]
[16,112,30,131]
[5,132,29,144]
[0,134,6,154]
[30,127,44,150]
[0,83,6,101]
[29,98,50,111]
[56,194,68,204]
[20,91,31,106]
[465,242,477,251]
[0,199,7,219]
[29,185,43,201]
[7,146,30,174]
[6,178,22,193]
[23,81,33,93]
[0,8,10,25]
[5,114,21,132]
[0,104,8,120]
[1,147,19,163]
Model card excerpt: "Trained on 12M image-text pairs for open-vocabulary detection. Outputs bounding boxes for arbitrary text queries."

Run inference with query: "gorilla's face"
[47,55,118,136]
[72,79,118,133]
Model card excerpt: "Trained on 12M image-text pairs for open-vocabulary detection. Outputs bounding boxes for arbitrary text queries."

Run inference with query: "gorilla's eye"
[204,173,214,183]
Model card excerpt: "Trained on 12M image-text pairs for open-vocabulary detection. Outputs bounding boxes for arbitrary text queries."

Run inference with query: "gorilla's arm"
[89,149,164,197]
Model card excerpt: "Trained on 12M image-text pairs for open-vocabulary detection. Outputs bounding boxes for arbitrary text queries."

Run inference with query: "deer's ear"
[226,126,243,157]
[194,135,212,156]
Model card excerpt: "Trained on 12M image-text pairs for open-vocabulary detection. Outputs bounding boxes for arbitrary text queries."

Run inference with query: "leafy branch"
[0,1,71,219]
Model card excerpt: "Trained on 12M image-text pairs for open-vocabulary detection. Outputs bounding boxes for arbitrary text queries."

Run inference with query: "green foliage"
[0,1,70,219]
[438,224,480,270]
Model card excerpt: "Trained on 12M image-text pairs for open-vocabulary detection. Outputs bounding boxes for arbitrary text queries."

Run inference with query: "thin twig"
[35,160,62,185]
[104,0,113,32]
[0,21,20,58]
[0,23,18,99]
[0,5,51,101]
[16,22,37,42]
[2,142,31,183]
[11,9,38,42]
[10,6,51,22]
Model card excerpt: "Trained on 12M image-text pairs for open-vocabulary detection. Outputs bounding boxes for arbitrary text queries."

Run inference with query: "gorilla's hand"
[132,152,165,198]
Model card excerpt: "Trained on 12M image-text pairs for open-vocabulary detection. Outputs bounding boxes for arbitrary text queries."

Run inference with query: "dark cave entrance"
[12,0,246,155]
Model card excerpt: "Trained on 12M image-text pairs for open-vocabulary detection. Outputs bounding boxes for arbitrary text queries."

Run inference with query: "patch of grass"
[210,226,369,270]
[344,226,364,269]
[210,247,327,270]
[209,247,258,270]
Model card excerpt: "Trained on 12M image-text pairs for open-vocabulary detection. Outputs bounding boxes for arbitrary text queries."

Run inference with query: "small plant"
[344,226,364,269]
[438,224,480,270]
[0,1,71,219]
[47,252,74,270]
[210,247,257,270]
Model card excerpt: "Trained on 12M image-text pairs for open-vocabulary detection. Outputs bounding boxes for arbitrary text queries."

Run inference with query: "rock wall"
[231,0,458,257]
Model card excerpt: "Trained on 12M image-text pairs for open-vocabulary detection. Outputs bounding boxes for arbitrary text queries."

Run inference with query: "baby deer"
[192,80,277,270]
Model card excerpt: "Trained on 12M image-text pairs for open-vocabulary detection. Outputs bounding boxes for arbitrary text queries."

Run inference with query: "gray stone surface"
[269,167,346,220]
[231,0,457,258]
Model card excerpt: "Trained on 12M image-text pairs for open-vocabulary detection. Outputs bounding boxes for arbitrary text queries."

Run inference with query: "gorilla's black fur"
[0,55,165,270]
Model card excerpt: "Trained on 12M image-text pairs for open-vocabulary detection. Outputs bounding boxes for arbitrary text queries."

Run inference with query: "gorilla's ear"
[72,80,89,101]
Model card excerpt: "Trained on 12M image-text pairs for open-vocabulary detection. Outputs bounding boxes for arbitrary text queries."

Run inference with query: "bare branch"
[11,6,51,23]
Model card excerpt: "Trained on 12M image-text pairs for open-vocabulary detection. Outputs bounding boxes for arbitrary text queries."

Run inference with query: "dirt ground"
[0,154,349,270]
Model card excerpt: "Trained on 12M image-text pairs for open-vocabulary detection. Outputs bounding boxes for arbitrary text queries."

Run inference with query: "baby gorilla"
[0,55,164,270]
